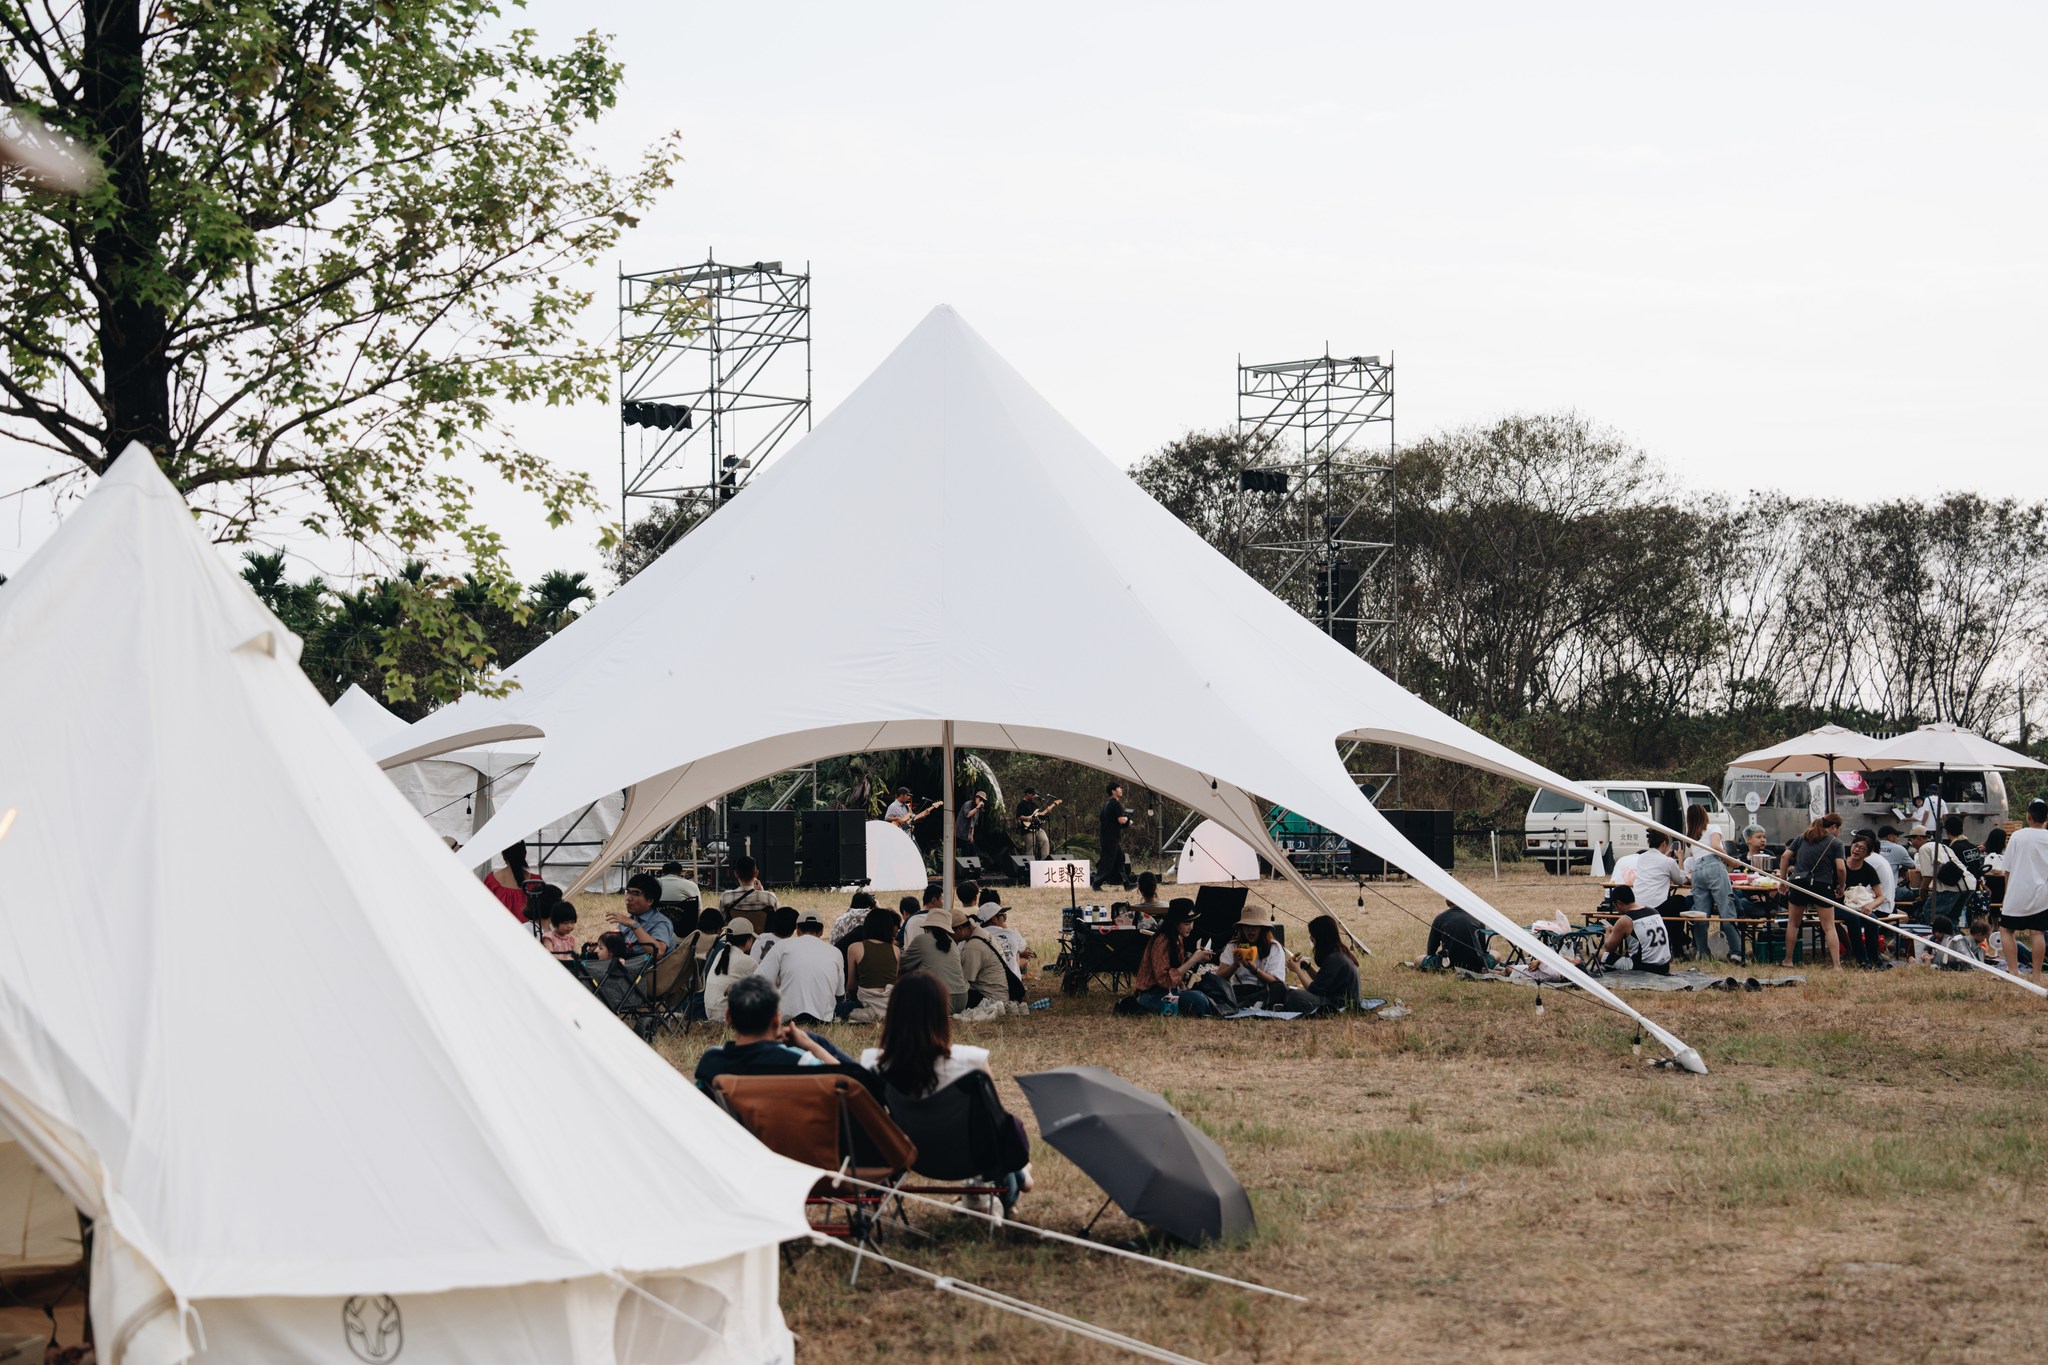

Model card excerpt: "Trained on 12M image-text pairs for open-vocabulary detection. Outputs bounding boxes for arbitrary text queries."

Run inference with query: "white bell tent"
[377,306,1703,1071]
[0,451,814,1364]
[1175,820,1262,885]
[333,684,627,888]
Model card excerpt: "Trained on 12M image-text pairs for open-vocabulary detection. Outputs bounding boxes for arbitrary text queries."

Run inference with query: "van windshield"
[1726,777,1773,808]
[1530,791,1586,815]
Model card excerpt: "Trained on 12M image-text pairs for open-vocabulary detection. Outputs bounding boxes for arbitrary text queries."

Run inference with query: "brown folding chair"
[713,1071,919,1276]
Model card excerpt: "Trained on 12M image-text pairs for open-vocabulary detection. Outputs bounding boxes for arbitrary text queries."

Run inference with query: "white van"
[1524,781,1735,875]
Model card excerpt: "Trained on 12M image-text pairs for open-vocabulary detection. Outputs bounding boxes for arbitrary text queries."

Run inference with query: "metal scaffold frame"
[619,256,812,539]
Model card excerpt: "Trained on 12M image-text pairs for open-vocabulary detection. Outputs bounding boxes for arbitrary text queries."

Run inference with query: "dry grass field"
[578,865,2047,1364]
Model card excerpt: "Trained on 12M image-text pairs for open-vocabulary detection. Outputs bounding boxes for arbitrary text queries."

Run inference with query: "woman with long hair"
[1780,818,1845,968]
[1683,803,1746,964]
[1132,901,1219,1015]
[1290,914,1361,1012]
[845,908,902,1022]
[483,841,531,922]
[860,972,1032,1213]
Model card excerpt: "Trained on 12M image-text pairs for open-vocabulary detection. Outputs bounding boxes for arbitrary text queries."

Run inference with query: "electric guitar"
[1017,798,1064,831]
[891,800,942,831]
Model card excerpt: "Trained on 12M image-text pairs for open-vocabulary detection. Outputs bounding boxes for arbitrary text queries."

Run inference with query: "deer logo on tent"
[342,1295,403,1362]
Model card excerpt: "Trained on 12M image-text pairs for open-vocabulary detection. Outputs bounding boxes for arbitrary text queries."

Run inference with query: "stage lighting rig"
[622,400,691,431]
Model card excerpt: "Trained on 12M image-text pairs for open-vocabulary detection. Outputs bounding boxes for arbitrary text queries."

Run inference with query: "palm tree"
[527,570,596,632]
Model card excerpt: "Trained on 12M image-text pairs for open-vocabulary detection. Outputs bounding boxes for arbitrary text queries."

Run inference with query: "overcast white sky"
[4,0,2042,584]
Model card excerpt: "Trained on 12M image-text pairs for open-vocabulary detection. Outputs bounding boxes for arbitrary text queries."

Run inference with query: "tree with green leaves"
[2,0,677,700]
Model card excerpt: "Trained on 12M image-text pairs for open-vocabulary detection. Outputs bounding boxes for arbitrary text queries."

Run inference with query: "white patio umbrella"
[1731,723,1905,814]
[1869,722,2046,832]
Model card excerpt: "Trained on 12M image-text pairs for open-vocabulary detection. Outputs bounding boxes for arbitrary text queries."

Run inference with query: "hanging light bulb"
[1534,986,1544,1017]
[1632,1027,1643,1059]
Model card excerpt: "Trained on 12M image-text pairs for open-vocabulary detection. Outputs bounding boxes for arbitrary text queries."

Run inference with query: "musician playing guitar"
[1015,787,1064,861]
[884,786,942,837]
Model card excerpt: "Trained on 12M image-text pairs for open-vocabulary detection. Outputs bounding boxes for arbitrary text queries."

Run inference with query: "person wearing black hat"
[1016,787,1059,861]
[1132,900,1220,1015]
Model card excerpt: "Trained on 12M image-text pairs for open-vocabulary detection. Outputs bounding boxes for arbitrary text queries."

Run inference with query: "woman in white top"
[860,971,1031,1213]
[1684,803,1745,964]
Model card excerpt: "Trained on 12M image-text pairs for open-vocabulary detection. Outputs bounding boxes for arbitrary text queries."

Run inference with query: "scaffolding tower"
[619,257,811,540]
[1239,350,1399,809]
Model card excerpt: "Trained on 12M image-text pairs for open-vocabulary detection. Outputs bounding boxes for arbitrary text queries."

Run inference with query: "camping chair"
[711,1070,918,1277]
[1059,925,1148,996]
[615,944,695,1041]
[583,952,663,1029]
[879,1071,1021,1215]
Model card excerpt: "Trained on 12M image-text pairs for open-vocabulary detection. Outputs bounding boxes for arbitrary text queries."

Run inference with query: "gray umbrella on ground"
[1016,1066,1254,1245]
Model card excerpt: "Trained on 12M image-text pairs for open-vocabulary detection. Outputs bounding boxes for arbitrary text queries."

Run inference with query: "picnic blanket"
[1460,966,1806,993]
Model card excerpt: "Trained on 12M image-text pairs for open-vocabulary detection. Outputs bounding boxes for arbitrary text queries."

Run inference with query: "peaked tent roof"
[331,682,410,749]
[0,451,812,1333]
[378,307,1703,1070]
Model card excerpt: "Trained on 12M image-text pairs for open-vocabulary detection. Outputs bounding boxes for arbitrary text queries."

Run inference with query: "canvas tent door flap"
[0,1139,80,1279]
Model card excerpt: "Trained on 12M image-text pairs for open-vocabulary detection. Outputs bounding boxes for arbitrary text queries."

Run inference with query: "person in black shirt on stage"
[1097,782,1131,889]
[1016,787,1060,861]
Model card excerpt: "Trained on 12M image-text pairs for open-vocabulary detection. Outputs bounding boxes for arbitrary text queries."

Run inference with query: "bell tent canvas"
[375,306,1704,1071]
[0,450,814,1364]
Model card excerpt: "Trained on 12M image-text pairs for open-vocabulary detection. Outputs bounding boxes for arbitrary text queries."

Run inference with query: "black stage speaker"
[729,810,797,886]
[799,810,867,887]
[1349,809,1454,875]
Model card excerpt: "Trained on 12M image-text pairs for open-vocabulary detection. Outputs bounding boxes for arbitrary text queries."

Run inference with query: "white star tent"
[332,684,627,887]
[0,451,813,1363]
[377,306,1704,1071]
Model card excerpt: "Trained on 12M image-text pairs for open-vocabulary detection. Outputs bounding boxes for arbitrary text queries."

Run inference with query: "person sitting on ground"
[958,908,1015,1010]
[1131,901,1220,1015]
[976,890,1034,977]
[1841,834,1895,969]
[900,904,970,1013]
[760,909,844,1025]
[701,916,759,1023]
[539,902,579,958]
[1995,797,2048,979]
[753,904,799,964]
[1592,885,1673,975]
[717,854,779,935]
[603,873,678,960]
[829,890,879,947]
[900,883,945,943]
[1128,871,1169,929]
[844,907,901,1021]
[483,841,532,922]
[859,971,1033,1215]
[1420,899,1490,972]
[1197,907,1321,1013]
[669,907,725,1017]
[1928,915,1978,969]
[693,976,859,1090]
[1290,914,1361,1012]
[657,860,701,934]
[1684,803,1746,965]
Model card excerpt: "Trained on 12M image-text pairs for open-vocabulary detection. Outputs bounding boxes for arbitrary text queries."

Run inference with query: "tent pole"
[942,721,956,912]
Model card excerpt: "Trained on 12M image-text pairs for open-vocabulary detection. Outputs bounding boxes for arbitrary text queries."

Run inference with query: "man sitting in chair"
[1592,885,1673,975]
[693,976,859,1090]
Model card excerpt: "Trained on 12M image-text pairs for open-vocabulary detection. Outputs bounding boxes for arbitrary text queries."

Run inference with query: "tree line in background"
[238,553,595,721]
[1134,413,2048,828]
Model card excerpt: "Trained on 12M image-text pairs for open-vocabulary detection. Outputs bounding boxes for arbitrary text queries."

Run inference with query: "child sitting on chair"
[540,902,579,958]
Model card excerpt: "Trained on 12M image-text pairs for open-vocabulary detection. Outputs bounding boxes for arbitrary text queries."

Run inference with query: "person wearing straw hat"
[1196,906,1321,1014]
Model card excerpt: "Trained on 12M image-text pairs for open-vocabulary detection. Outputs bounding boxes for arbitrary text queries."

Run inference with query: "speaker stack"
[798,810,868,887]
[1349,809,1455,875]
[728,810,797,886]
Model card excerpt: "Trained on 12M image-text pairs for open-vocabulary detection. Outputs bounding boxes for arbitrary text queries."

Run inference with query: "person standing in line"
[1995,798,2048,978]
[1098,782,1132,889]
